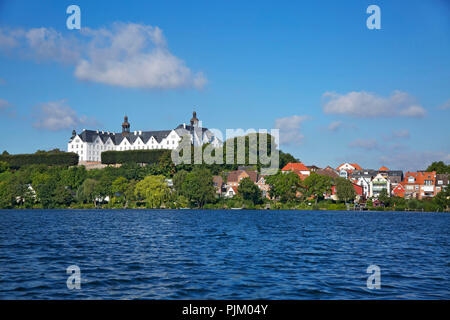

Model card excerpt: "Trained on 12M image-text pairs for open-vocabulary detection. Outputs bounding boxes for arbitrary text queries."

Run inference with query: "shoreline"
[0,208,447,213]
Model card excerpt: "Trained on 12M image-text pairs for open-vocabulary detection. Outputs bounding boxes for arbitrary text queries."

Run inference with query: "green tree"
[237,177,261,204]
[60,166,87,190]
[181,167,215,208]
[335,178,356,203]
[134,175,170,208]
[266,171,302,202]
[173,170,188,194]
[426,161,450,174]
[303,173,332,204]
[434,188,450,210]
[378,188,390,205]
[77,178,99,205]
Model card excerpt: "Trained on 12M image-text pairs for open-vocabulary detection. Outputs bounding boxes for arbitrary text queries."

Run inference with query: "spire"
[190,110,199,127]
[122,115,130,136]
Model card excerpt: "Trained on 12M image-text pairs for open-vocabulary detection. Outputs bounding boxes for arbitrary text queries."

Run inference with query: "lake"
[0,209,448,299]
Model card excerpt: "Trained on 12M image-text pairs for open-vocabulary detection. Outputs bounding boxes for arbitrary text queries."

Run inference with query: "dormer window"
[408,177,415,183]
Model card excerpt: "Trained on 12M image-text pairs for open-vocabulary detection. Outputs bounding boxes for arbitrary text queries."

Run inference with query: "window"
[438,180,443,185]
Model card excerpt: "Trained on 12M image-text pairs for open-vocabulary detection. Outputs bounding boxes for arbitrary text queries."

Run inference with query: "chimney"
[183,123,186,128]
[134,131,137,135]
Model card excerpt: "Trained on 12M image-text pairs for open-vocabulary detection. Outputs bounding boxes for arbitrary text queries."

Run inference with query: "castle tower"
[190,111,199,127]
[122,115,130,136]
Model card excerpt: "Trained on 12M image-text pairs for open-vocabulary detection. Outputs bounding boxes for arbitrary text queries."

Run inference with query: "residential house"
[403,171,437,199]
[330,182,363,202]
[392,183,406,198]
[226,169,258,187]
[213,175,225,196]
[307,165,320,173]
[436,174,449,194]
[336,162,363,173]
[256,176,271,199]
[316,166,339,179]
[281,162,311,180]
[369,173,390,198]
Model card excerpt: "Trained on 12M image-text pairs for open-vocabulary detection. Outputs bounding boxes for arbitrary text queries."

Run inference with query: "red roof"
[281,162,310,172]
[351,163,363,170]
[336,163,363,171]
[379,166,390,171]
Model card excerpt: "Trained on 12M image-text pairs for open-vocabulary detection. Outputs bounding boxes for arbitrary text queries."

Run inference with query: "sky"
[0,0,449,171]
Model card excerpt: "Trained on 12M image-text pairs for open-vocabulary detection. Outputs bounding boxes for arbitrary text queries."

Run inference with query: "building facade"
[68,112,221,163]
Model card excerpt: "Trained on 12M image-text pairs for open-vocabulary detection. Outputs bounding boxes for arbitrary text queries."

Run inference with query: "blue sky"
[0,0,449,170]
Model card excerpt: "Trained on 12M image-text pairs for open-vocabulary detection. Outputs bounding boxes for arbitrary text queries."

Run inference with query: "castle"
[68,112,221,163]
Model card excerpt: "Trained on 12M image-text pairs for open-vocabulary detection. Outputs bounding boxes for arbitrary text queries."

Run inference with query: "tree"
[60,166,87,190]
[266,171,302,202]
[111,177,129,195]
[434,188,450,210]
[378,188,390,205]
[134,175,169,208]
[181,167,215,208]
[77,178,99,205]
[335,178,356,203]
[426,161,450,174]
[237,177,261,204]
[279,151,299,170]
[303,173,332,204]
[0,161,9,174]
[173,170,188,194]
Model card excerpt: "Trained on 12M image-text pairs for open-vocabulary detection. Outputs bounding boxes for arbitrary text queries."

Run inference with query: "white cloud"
[439,99,450,110]
[0,23,206,89]
[327,120,342,132]
[33,100,97,131]
[348,138,379,150]
[274,115,308,146]
[322,90,426,118]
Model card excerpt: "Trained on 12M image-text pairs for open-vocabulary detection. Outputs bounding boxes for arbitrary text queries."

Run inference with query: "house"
[355,176,371,199]
[281,162,310,180]
[316,166,339,179]
[369,173,390,198]
[224,185,238,198]
[336,162,363,172]
[68,112,222,163]
[402,171,437,199]
[307,165,320,172]
[213,176,225,196]
[226,170,258,187]
[392,183,406,198]
[256,176,271,199]
[330,182,363,202]
[436,174,450,194]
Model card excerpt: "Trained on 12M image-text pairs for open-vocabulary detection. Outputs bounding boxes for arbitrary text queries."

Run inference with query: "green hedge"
[101,149,171,165]
[0,152,79,168]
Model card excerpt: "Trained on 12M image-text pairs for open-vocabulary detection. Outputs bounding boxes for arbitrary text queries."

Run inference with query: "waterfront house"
[226,169,258,187]
[330,182,363,202]
[402,171,437,199]
[436,174,449,194]
[392,183,406,198]
[316,166,339,179]
[369,173,390,198]
[281,162,310,180]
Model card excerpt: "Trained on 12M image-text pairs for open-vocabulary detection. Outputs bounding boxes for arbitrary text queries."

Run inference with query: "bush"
[101,149,170,165]
[0,152,78,168]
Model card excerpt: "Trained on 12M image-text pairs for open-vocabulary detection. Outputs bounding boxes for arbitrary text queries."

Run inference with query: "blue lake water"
[0,209,449,299]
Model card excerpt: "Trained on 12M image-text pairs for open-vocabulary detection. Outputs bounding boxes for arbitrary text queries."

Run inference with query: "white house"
[356,176,371,199]
[68,112,222,163]
[369,173,390,198]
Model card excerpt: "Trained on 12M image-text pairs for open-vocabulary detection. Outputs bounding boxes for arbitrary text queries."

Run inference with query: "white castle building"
[68,112,221,162]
